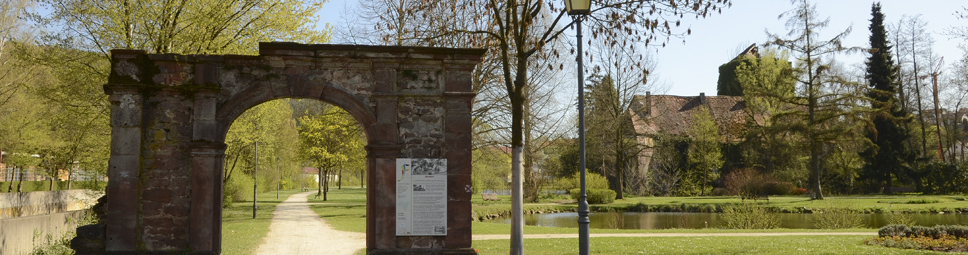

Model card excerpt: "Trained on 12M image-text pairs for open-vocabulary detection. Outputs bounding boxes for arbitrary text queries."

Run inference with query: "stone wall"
[2,210,90,255]
[81,43,484,255]
[0,190,100,219]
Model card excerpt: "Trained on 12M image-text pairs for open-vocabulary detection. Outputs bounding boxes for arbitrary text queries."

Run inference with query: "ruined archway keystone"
[82,43,484,255]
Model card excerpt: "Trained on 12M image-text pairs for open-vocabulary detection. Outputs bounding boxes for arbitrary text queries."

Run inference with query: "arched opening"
[85,43,483,255]
[219,98,368,254]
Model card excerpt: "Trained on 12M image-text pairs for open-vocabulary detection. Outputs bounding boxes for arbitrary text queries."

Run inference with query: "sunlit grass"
[307,187,368,233]
[592,195,968,213]
[303,188,968,254]
[473,235,956,254]
[221,189,303,255]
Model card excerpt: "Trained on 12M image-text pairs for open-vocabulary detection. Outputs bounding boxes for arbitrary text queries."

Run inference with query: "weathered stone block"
[99,43,484,255]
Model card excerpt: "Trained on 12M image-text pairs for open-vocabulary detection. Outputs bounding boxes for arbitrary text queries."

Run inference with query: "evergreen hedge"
[879,224,968,239]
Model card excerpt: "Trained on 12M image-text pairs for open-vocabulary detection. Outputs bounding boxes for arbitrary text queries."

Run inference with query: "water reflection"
[485,212,968,229]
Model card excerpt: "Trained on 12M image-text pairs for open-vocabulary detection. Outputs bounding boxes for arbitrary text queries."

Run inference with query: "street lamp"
[565,0,591,254]
[276,157,280,199]
[253,141,258,219]
[565,0,591,15]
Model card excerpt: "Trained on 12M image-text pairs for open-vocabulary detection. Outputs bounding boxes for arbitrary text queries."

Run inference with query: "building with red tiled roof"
[629,92,763,178]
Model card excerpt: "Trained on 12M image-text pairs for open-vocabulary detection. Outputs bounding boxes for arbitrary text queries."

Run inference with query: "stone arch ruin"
[75,42,484,255]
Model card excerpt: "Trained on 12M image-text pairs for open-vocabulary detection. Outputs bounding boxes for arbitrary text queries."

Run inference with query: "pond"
[484,212,968,229]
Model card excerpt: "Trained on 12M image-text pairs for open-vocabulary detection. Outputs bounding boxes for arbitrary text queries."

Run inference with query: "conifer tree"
[860,3,915,194]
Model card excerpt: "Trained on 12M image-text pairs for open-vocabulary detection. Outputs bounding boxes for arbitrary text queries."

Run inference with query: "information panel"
[396,158,447,236]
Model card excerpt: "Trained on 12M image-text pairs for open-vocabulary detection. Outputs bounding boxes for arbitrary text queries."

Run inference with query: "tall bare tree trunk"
[912,38,928,157]
[317,166,323,199]
[17,167,24,192]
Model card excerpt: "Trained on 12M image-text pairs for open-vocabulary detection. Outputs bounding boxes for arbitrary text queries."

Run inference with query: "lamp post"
[276,157,280,199]
[565,0,591,254]
[253,141,258,219]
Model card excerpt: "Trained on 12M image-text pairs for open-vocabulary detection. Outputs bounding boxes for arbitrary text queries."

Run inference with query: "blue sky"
[317,0,967,97]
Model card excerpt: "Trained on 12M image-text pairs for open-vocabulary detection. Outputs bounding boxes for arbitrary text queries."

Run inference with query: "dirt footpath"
[256,192,365,255]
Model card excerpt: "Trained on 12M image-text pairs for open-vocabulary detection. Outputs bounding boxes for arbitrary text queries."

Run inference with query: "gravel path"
[255,192,365,255]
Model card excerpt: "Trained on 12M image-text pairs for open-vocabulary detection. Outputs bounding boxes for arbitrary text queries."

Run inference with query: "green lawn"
[307,187,369,233]
[221,189,304,255]
[282,188,968,254]
[601,195,968,213]
[467,192,968,214]
[473,235,958,255]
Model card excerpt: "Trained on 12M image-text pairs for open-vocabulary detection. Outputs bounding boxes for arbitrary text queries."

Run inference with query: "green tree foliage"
[297,105,364,201]
[471,147,511,195]
[718,59,749,96]
[0,0,36,109]
[0,90,45,192]
[12,0,332,190]
[647,133,689,196]
[735,49,805,181]
[36,0,330,55]
[719,47,795,97]
[859,3,916,194]
[223,99,299,193]
[685,107,724,196]
[766,0,862,199]
[586,74,641,199]
[0,0,46,187]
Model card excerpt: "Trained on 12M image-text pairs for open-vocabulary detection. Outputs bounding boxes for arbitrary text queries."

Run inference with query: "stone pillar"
[367,59,402,252]
[189,87,224,253]
[103,85,143,251]
[366,143,401,252]
[442,60,476,251]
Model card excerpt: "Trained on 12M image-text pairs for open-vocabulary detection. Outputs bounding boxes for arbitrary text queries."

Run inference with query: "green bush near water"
[569,188,616,204]
[814,207,863,229]
[719,202,779,229]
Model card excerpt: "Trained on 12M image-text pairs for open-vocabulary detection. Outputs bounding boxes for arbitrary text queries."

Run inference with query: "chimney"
[645,92,652,116]
[700,92,707,105]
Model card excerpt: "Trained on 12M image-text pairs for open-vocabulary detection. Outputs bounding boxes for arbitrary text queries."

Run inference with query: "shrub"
[878,225,968,239]
[762,181,794,196]
[869,225,968,252]
[921,162,968,194]
[885,212,916,226]
[711,188,729,196]
[791,187,808,195]
[814,207,863,229]
[905,198,940,204]
[223,175,254,208]
[939,225,968,239]
[569,188,616,204]
[719,202,779,229]
[724,168,793,198]
[558,171,610,192]
[879,224,911,237]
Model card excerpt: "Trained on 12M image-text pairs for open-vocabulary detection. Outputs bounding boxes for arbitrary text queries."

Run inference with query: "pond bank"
[472,195,968,222]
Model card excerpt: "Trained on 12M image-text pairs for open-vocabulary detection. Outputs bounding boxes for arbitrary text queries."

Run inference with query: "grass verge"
[307,187,368,233]
[473,235,956,254]
[221,189,303,255]
[307,188,968,254]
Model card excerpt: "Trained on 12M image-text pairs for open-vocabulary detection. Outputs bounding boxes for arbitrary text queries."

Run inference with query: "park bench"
[482,193,501,202]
